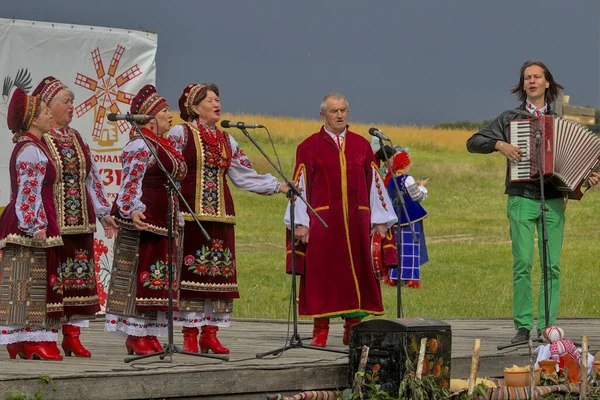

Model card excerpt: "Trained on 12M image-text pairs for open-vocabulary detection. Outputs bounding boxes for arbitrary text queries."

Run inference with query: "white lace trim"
[0,326,58,344]
[64,319,90,328]
[104,313,167,337]
[173,311,231,328]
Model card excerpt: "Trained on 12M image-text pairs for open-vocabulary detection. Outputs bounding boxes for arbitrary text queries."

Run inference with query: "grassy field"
[187,113,600,321]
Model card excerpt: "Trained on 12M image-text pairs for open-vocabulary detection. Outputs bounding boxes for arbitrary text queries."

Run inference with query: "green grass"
[226,128,600,321]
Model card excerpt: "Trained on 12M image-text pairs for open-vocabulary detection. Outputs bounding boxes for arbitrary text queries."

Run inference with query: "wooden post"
[352,345,370,400]
[581,336,588,400]
[529,339,536,400]
[467,339,481,396]
[415,337,427,379]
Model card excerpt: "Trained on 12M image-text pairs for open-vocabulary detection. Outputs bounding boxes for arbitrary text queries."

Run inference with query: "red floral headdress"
[131,84,168,116]
[32,76,68,105]
[178,84,206,122]
[7,88,40,134]
[391,151,411,172]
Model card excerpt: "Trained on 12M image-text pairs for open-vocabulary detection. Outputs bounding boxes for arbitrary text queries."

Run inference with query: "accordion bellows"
[509,115,600,200]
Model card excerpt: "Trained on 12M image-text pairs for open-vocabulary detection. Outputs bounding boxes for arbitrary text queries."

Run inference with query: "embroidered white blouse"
[167,123,280,195]
[15,144,49,235]
[403,175,428,202]
[115,138,184,226]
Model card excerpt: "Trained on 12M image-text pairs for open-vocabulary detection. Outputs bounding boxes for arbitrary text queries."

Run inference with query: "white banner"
[0,18,158,308]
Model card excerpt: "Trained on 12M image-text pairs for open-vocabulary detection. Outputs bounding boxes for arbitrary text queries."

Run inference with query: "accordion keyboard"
[509,121,532,181]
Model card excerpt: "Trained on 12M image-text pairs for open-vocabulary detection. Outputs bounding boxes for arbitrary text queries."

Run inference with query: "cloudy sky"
[1,0,599,125]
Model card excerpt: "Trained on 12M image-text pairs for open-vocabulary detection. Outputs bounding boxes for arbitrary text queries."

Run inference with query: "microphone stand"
[377,137,416,319]
[123,117,228,363]
[225,126,345,357]
[497,130,550,351]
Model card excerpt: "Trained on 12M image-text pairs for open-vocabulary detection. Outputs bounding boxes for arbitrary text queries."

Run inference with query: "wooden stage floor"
[0,317,598,399]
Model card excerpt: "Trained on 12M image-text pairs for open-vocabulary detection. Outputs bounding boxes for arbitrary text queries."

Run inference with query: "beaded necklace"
[48,127,74,145]
[194,121,232,169]
[133,128,186,162]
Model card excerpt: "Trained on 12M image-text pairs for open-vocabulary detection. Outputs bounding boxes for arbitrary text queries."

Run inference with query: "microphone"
[368,127,391,142]
[220,120,264,129]
[107,113,154,123]
[534,128,542,147]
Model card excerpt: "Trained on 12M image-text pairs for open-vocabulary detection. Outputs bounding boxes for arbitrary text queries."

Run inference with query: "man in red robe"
[285,93,397,347]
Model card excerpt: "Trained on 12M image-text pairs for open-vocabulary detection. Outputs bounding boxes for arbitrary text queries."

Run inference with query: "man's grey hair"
[320,93,349,112]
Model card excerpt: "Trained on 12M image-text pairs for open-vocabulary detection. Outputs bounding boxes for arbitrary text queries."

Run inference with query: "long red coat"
[287,127,385,318]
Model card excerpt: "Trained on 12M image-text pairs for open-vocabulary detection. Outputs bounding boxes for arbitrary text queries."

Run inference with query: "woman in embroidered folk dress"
[167,83,288,354]
[31,77,118,358]
[0,88,65,360]
[104,85,187,355]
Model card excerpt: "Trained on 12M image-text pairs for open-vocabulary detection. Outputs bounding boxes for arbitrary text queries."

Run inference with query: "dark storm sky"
[1,0,599,125]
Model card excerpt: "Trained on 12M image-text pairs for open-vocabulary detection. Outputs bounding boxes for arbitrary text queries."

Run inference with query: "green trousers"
[507,195,565,333]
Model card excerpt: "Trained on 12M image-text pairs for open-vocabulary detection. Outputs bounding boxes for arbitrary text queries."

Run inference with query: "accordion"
[509,115,600,199]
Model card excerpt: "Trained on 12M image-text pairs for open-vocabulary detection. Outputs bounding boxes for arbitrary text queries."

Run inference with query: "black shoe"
[511,328,530,343]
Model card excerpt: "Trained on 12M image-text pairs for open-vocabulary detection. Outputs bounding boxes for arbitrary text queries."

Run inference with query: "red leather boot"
[310,318,330,347]
[6,342,26,359]
[146,336,164,352]
[343,317,363,345]
[125,335,153,355]
[199,326,230,354]
[407,280,422,289]
[62,325,91,357]
[48,341,62,356]
[24,342,63,360]
[182,327,199,353]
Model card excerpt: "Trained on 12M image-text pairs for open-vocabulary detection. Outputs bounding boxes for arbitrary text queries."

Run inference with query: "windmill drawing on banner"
[74,45,142,148]
[0,18,157,309]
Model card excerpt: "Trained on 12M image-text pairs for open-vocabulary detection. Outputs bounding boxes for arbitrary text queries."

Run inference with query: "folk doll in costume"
[167,83,288,354]
[284,93,398,348]
[0,88,64,360]
[386,151,429,288]
[104,85,187,356]
[33,77,118,357]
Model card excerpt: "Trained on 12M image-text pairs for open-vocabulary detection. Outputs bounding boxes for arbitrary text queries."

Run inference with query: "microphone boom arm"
[236,126,327,229]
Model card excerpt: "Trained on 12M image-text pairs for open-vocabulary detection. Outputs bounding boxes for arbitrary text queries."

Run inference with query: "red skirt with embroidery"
[58,234,100,316]
[179,221,239,301]
[136,230,179,311]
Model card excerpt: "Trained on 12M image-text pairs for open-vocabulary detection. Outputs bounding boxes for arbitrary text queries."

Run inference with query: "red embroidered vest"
[0,138,62,248]
[44,128,97,234]
[179,122,236,224]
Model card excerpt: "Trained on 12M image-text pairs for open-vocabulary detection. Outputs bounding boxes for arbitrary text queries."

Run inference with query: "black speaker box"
[348,317,452,395]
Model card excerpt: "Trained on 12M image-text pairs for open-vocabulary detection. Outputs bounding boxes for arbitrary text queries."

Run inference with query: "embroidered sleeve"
[15,144,49,235]
[80,136,111,219]
[226,135,279,195]
[284,165,308,229]
[116,139,151,219]
[166,124,187,155]
[404,175,428,202]
[369,163,397,228]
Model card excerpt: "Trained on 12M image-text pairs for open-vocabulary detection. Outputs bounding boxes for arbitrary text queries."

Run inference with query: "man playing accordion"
[466,60,600,344]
